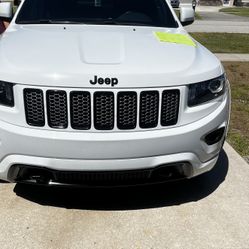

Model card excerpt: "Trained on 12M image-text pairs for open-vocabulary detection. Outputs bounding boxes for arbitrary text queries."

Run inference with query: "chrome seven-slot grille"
[24,89,180,131]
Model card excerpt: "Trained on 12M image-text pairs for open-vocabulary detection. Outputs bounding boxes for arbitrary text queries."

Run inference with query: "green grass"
[190,33,249,53]
[220,7,249,17]
[228,133,249,157]
[223,62,249,158]
[194,12,202,20]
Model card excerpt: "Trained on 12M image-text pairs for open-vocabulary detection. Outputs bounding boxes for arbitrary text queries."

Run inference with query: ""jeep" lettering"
[90,76,118,87]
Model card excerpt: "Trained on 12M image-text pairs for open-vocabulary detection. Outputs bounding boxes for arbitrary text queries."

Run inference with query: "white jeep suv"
[0,0,230,186]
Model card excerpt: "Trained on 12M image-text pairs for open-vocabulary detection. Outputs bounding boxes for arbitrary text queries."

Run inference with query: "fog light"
[204,127,225,145]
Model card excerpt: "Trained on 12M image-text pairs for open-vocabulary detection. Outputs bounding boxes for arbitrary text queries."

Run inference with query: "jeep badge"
[90,76,118,87]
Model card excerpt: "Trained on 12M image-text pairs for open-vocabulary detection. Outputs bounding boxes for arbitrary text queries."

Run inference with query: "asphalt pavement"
[0,142,248,249]
[185,6,249,33]
[186,20,249,33]
[198,11,249,22]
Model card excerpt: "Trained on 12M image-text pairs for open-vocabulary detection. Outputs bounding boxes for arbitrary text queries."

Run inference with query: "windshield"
[16,0,178,28]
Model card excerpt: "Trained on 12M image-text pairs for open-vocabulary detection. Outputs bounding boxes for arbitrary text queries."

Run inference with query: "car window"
[16,0,178,28]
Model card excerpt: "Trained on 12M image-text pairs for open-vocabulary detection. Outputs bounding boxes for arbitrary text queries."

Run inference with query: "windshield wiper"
[17,18,153,26]
[82,19,152,26]
[17,19,82,24]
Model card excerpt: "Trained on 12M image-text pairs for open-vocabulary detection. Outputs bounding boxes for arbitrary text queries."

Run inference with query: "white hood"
[0,25,223,88]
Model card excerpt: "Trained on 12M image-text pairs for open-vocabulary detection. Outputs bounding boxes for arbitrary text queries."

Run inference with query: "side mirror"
[0,2,13,19]
[180,7,195,26]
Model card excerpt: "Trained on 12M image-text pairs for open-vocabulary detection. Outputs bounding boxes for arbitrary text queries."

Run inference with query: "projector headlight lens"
[188,74,226,107]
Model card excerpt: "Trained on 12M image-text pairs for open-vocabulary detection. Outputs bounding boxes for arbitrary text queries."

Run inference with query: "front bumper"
[0,90,230,184]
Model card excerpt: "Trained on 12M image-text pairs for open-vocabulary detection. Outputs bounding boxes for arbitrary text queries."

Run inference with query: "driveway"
[0,143,248,249]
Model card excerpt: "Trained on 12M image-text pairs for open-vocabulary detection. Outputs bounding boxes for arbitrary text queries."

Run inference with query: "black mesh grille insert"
[47,90,68,129]
[70,91,91,130]
[54,170,151,185]
[24,89,45,127]
[161,90,180,126]
[94,92,114,130]
[140,91,159,129]
[24,88,180,131]
[117,92,137,130]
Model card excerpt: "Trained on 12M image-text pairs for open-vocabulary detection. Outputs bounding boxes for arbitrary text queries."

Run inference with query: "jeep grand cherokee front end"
[0,0,230,186]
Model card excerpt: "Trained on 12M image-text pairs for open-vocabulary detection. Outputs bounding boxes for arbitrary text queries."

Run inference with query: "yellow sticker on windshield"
[154,32,196,47]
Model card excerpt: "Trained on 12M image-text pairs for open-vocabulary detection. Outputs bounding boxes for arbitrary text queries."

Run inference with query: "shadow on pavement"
[13,150,229,211]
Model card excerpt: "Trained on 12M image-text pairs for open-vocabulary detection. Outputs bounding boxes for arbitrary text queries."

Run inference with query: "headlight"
[188,74,226,107]
[0,81,14,107]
